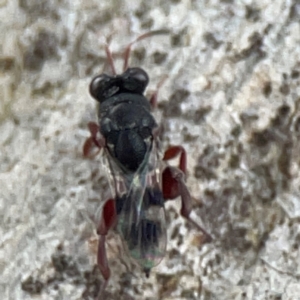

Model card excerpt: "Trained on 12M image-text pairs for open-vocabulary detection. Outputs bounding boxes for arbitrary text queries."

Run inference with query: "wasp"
[83,30,212,298]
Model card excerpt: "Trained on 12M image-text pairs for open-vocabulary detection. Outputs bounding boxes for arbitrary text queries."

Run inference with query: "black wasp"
[83,30,212,298]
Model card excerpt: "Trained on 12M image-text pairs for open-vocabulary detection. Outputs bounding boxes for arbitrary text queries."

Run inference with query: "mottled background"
[1,0,300,299]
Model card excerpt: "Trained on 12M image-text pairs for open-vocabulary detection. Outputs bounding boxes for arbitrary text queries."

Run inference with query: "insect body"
[90,67,156,173]
[83,31,212,297]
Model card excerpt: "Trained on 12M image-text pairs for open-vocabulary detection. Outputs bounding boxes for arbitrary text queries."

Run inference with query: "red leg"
[149,75,168,109]
[162,147,212,242]
[96,199,117,299]
[83,122,105,158]
[163,145,187,174]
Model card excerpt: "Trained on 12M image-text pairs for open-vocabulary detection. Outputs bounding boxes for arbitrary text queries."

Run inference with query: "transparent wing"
[108,141,167,271]
[117,185,167,271]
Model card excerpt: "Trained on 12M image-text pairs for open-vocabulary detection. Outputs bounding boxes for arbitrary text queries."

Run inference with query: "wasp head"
[90,67,149,103]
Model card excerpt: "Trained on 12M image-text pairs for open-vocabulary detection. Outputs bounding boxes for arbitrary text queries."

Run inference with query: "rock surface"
[1,1,300,299]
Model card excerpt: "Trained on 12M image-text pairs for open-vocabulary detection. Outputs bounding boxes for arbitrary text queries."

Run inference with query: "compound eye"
[89,74,115,102]
[123,67,149,93]
[127,68,149,84]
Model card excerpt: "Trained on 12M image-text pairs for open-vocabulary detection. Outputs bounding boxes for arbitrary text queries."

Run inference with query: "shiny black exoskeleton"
[84,31,212,299]
[89,67,157,173]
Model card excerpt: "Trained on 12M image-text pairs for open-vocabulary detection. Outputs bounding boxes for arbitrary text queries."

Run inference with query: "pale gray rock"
[1,1,300,299]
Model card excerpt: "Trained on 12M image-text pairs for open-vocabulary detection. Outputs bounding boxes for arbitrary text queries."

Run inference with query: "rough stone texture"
[1,1,300,299]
